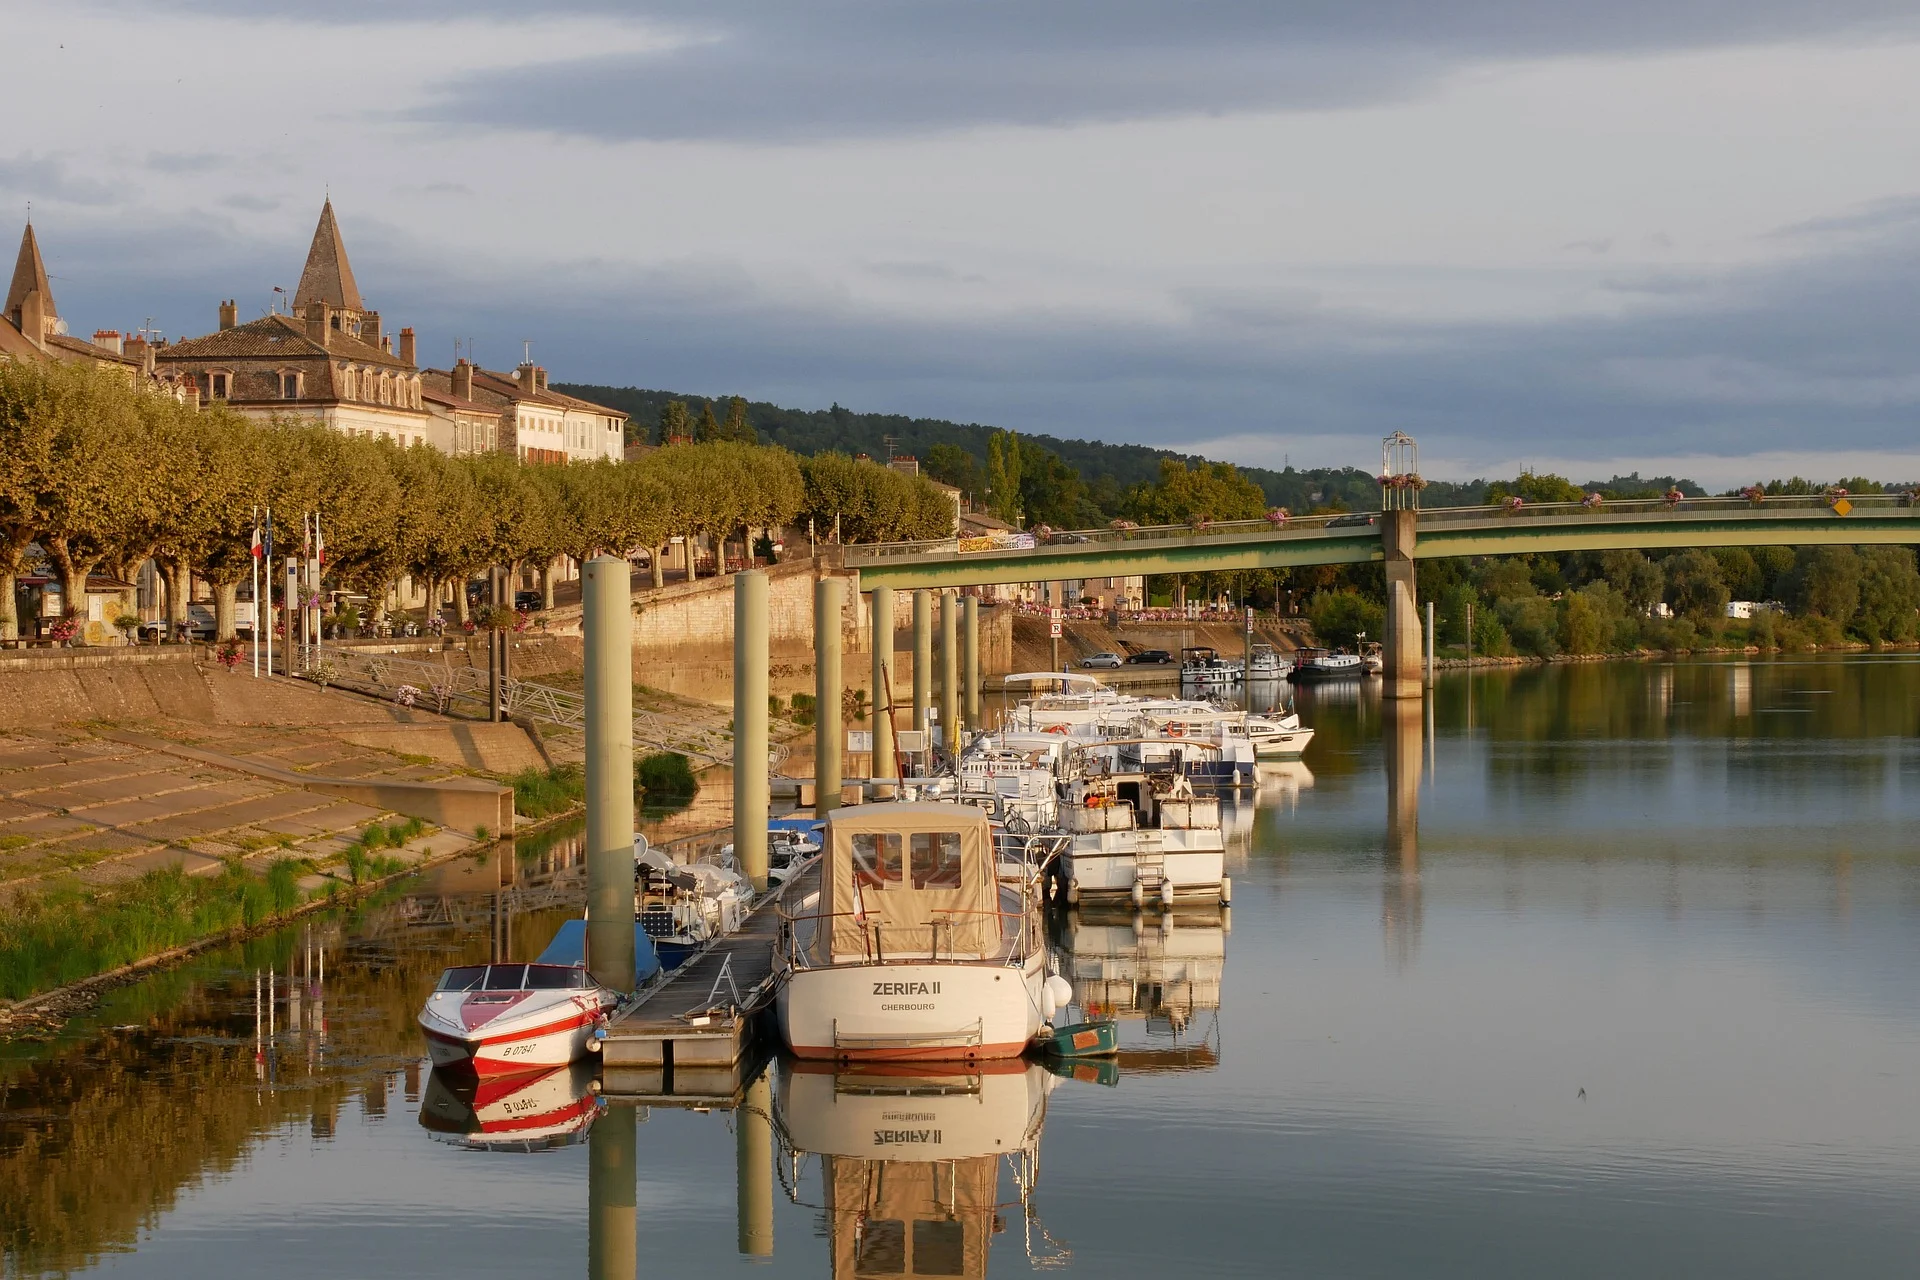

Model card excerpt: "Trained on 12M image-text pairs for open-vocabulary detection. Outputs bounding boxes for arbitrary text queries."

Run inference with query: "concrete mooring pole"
[583,554,636,992]
[814,577,843,816]
[912,589,932,733]
[736,1071,774,1257]
[962,594,980,733]
[939,591,959,754]
[870,585,896,787]
[1426,599,1435,688]
[588,1103,638,1280]
[734,571,770,888]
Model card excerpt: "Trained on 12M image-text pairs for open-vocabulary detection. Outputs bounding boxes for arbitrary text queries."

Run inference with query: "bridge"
[841,492,1920,698]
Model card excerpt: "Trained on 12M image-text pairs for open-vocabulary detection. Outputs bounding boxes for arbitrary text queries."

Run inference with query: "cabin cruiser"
[418,1060,602,1151]
[1001,671,1126,733]
[1359,640,1385,674]
[417,920,659,1076]
[1180,646,1241,690]
[776,803,1065,1061]
[635,842,754,970]
[1122,705,1257,784]
[957,733,1068,830]
[1246,642,1292,680]
[1056,910,1224,1072]
[776,1059,1060,1276]
[1056,753,1229,907]
[1244,710,1314,759]
[1288,646,1365,680]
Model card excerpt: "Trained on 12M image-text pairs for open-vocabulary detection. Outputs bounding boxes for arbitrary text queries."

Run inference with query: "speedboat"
[1245,711,1314,759]
[418,1060,602,1151]
[417,919,658,1076]
[1288,646,1364,680]
[776,802,1067,1061]
[636,843,755,970]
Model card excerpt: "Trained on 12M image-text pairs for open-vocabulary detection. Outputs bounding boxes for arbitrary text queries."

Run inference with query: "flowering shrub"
[47,613,81,644]
[1581,492,1604,508]
[395,683,420,708]
[215,639,245,670]
[1265,507,1290,526]
[513,609,533,633]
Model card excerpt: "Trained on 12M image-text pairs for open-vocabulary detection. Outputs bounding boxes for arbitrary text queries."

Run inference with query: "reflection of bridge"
[844,493,1920,699]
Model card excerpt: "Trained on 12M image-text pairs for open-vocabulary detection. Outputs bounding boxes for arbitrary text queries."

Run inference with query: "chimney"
[515,361,536,394]
[92,329,124,356]
[398,326,416,366]
[218,300,237,331]
[533,366,546,393]
[362,310,381,346]
[305,300,330,346]
[381,335,392,354]
[450,358,472,401]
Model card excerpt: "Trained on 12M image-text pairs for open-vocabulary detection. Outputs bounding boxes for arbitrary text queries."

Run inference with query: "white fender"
[1046,974,1073,1013]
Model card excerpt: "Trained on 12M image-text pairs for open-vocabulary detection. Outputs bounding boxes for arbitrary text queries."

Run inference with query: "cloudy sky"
[8,1,1920,484]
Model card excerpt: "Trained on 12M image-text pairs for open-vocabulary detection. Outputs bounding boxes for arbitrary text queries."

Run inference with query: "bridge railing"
[842,510,1370,565]
[1413,493,1916,525]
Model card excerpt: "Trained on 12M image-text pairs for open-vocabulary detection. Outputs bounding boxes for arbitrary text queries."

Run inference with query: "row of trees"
[0,362,956,641]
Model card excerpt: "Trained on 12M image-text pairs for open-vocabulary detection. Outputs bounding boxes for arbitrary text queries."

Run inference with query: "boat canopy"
[1002,671,1105,689]
[536,918,663,983]
[820,803,999,962]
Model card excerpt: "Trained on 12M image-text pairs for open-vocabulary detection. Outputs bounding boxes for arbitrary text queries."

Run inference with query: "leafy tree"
[1709,547,1764,602]
[1664,550,1730,622]
[1485,471,1583,505]
[922,443,985,498]
[1308,591,1383,648]
[1128,459,1267,526]
[986,430,1023,525]
[695,401,722,442]
[1852,547,1920,643]
[1559,590,1605,655]
[1497,596,1561,657]
[1601,549,1664,614]
[657,400,690,445]
[1785,546,1862,623]
[721,396,756,444]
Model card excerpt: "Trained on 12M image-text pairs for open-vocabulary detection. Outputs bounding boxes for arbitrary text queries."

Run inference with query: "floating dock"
[599,865,816,1081]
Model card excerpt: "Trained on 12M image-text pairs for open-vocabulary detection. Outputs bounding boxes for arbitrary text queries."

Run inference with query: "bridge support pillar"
[939,590,959,755]
[736,1072,774,1256]
[912,589,932,733]
[589,1102,638,1280]
[870,585,896,788]
[584,554,637,993]
[734,571,770,888]
[962,594,980,733]
[814,577,843,816]
[1382,509,1424,700]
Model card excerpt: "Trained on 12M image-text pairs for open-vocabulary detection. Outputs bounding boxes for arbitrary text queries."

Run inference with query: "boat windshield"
[525,964,590,989]
[436,965,488,991]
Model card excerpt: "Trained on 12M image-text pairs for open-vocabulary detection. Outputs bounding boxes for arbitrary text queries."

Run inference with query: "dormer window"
[208,372,229,399]
[280,371,302,399]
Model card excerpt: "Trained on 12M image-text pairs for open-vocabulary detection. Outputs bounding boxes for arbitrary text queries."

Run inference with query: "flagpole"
[251,506,260,677]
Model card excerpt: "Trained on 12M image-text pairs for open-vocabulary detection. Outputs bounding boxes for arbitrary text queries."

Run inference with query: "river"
[4,655,1918,1277]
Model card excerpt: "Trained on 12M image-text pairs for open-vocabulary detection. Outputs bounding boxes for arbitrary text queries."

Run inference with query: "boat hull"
[778,957,1047,1062]
[1066,836,1226,899]
[419,994,608,1077]
[1251,728,1315,759]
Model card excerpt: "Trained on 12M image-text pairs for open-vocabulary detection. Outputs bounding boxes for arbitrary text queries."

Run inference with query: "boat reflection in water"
[1055,907,1225,1072]
[417,1059,603,1152]
[1253,760,1315,813]
[776,1060,1067,1276]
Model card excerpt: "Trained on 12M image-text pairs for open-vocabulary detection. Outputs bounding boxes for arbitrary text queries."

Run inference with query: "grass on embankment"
[510,751,701,823]
[0,861,305,1003]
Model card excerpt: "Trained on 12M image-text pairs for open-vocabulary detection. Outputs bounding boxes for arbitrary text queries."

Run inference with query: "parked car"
[1077,652,1123,669]
[513,590,543,611]
[1126,649,1174,665]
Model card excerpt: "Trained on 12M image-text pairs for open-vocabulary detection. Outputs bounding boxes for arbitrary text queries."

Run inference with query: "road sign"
[1832,497,1853,516]
[897,730,928,753]
[1050,607,1063,621]
[1049,621,1063,638]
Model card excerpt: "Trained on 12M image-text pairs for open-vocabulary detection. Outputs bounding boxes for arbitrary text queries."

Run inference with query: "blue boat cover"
[536,918,662,986]
[768,817,824,834]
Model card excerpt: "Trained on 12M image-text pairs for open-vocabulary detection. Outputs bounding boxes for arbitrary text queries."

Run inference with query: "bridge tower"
[1381,432,1426,700]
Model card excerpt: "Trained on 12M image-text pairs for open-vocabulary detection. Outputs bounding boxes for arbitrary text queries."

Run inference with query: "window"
[280,372,300,399]
[912,1220,965,1276]
[851,832,902,888]
[855,1221,905,1275]
[909,831,964,888]
[208,372,229,399]
[435,965,488,991]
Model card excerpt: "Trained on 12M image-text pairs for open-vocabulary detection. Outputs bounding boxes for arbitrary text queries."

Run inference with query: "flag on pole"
[250,524,263,559]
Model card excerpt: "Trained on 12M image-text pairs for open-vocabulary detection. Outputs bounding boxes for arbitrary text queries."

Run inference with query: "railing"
[842,493,1919,563]
[290,643,749,766]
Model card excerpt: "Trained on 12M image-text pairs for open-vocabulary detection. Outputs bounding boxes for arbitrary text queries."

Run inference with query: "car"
[1077,652,1123,669]
[1327,513,1378,528]
[513,590,543,611]
[1126,649,1174,665]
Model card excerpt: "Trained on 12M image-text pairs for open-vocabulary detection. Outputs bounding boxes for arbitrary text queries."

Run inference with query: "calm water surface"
[5,655,1919,1278]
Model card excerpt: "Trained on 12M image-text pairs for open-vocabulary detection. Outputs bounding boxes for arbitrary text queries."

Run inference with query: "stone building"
[152,200,431,445]
[2,221,159,381]
[421,359,626,463]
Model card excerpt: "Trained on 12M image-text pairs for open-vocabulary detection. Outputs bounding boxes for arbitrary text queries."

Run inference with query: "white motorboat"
[1179,646,1241,689]
[1002,671,1124,733]
[635,842,755,970]
[1056,759,1229,908]
[776,802,1065,1062]
[417,1060,602,1151]
[1247,643,1292,680]
[1245,711,1314,759]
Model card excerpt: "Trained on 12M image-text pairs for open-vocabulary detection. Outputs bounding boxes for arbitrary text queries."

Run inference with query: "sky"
[7,1,1920,487]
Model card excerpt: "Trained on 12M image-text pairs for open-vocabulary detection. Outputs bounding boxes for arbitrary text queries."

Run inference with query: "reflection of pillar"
[962,594,980,733]
[912,590,932,733]
[584,555,636,992]
[1382,697,1424,971]
[1381,510,1423,700]
[815,578,843,816]
[939,591,959,753]
[870,586,896,785]
[735,572,771,888]
[589,1104,637,1280]
[737,1073,774,1257]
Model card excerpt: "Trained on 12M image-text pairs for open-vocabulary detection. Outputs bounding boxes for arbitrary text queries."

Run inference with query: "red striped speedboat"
[418,961,616,1076]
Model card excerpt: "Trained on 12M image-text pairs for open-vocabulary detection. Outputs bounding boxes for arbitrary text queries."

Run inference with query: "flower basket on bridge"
[1502,495,1525,514]
[1581,492,1604,509]
[1663,488,1686,508]
[1266,507,1289,527]
[1740,485,1766,504]
[1380,432,1422,510]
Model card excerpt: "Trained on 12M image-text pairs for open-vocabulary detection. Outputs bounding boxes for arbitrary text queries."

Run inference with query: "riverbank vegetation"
[0,861,305,1002]
[508,751,701,823]
[0,362,957,641]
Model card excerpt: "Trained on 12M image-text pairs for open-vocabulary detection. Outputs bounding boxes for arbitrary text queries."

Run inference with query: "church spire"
[5,220,55,328]
[291,198,364,313]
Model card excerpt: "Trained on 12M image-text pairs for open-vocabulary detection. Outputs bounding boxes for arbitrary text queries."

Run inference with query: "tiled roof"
[158,313,413,368]
[45,333,142,367]
[292,199,364,313]
[421,368,514,414]
[463,368,626,419]
[0,316,47,361]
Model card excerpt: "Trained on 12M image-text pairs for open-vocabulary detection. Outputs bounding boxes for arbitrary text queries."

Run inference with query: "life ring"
[1167,725,1185,737]
[1045,724,1068,734]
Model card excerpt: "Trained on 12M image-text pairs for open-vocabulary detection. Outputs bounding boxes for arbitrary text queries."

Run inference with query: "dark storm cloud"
[79,1,1920,140]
